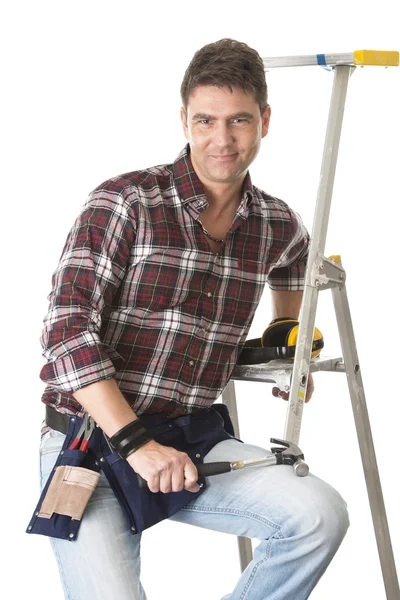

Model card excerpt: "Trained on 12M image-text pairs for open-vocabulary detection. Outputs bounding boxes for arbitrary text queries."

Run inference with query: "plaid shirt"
[40,145,309,418]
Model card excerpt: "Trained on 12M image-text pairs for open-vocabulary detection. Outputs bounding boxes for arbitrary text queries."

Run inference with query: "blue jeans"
[39,429,349,599]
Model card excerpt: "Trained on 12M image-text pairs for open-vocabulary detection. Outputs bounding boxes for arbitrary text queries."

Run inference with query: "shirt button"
[189,360,195,367]
[207,292,212,298]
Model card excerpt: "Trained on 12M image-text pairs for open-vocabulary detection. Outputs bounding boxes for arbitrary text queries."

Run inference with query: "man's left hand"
[272,373,315,403]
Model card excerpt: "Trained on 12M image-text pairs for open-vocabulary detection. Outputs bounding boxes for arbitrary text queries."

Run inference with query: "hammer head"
[270,437,305,465]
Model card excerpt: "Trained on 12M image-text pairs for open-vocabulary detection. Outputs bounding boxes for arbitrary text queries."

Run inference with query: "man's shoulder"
[91,160,174,199]
[251,184,296,221]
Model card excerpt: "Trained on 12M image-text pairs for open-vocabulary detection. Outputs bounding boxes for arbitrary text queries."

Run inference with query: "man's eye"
[232,118,247,124]
[199,119,211,125]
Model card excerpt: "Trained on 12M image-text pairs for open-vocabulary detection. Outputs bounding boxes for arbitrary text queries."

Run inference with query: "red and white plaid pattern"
[40,145,309,418]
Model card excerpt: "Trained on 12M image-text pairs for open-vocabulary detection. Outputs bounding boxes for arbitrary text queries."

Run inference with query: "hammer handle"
[197,461,232,477]
[137,461,232,489]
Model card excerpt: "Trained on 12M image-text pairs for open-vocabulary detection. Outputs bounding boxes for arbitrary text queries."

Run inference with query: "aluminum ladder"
[222,49,400,600]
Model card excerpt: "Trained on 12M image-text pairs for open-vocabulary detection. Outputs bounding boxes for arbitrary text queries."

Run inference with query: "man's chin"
[203,174,236,185]
[205,164,244,184]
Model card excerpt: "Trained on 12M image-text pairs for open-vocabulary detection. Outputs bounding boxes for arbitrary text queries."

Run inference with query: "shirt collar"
[172,144,254,208]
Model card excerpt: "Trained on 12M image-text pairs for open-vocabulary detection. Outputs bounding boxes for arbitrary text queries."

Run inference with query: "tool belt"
[27,404,240,542]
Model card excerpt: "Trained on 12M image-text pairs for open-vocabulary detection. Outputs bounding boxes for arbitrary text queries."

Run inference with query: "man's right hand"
[127,439,201,494]
[72,379,200,494]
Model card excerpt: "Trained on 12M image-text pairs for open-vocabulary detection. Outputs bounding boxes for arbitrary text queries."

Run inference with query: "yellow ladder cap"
[353,50,399,67]
[328,255,342,263]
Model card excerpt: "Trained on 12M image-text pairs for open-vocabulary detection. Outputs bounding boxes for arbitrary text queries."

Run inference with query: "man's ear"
[180,107,189,140]
[261,105,271,138]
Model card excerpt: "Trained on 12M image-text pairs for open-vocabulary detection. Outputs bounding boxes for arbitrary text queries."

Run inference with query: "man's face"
[181,85,271,187]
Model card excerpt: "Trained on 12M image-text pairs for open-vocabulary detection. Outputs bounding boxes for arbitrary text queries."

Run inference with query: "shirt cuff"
[40,331,124,393]
[267,261,307,291]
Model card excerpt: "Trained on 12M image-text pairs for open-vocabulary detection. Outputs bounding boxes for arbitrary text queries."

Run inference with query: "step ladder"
[222,50,400,600]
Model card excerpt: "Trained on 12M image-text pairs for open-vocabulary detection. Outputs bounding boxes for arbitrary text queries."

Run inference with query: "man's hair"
[181,38,268,115]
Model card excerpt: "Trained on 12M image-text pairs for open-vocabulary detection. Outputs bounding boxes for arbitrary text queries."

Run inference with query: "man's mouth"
[209,153,238,161]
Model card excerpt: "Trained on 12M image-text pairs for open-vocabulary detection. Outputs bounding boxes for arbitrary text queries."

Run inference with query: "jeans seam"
[50,538,74,600]
[240,537,275,600]
[180,505,283,533]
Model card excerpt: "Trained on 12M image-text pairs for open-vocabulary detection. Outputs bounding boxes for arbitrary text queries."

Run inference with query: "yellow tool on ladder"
[222,49,399,600]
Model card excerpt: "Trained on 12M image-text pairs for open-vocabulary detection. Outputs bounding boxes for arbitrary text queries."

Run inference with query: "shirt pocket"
[121,247,211,312]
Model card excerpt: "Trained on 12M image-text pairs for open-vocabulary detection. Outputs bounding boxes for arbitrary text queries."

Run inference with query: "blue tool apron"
[27,404,241,541]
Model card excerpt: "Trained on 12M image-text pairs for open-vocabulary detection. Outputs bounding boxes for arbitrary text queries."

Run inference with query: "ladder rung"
[263,50,399,69]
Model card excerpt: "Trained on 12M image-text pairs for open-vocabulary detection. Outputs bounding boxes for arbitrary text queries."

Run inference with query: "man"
[38,39,348,599]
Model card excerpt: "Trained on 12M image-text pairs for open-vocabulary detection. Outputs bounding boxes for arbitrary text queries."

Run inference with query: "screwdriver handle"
[137,461,232,489]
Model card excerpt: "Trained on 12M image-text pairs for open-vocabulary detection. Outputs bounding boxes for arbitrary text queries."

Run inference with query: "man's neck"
[192,167,248,220]
[201,181,243,215]
[196,176,245,246]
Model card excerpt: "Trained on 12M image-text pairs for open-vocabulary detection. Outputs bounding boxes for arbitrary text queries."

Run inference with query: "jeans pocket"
[40,429,66,456]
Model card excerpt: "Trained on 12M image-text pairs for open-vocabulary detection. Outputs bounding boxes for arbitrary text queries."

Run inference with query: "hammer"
[197,438,309,478]
[137,438,308,488]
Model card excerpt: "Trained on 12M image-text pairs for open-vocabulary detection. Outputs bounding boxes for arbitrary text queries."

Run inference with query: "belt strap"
[45,404,211,435]
[45,406,71,435]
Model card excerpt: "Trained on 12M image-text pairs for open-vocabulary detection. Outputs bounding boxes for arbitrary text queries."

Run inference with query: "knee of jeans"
[285,481,350,552]
[316,487,350,551]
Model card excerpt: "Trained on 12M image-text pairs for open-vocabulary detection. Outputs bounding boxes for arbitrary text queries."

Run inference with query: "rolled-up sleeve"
[40,189,136,393]
[267,209,310,291]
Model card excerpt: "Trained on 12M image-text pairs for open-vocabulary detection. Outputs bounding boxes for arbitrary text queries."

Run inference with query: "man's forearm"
[73,378,139,438]
[270,290,303,320]
[73,377,200,493]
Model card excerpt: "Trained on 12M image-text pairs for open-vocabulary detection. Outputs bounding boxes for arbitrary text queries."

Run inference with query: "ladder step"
[232,356,344,384]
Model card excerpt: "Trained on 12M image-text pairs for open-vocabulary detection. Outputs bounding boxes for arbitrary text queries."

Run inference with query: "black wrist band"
[110,419,145,449]
[117,427,149,455]
[118,432,154,460]
[109,419,154,460]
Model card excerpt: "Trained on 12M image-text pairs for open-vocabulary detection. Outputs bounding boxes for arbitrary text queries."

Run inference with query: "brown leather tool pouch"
[38,465,100,521]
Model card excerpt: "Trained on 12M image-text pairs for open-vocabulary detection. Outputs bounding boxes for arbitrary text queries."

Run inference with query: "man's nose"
[213,122,234,147]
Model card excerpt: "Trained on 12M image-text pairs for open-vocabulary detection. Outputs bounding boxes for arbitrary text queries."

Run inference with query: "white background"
[2,1,399,598]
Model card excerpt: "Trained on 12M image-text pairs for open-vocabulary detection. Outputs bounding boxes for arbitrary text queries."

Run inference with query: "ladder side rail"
[331,279,400,600]
[284,65,353,444]
[221,382,254,571]
[263,53,354,69]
